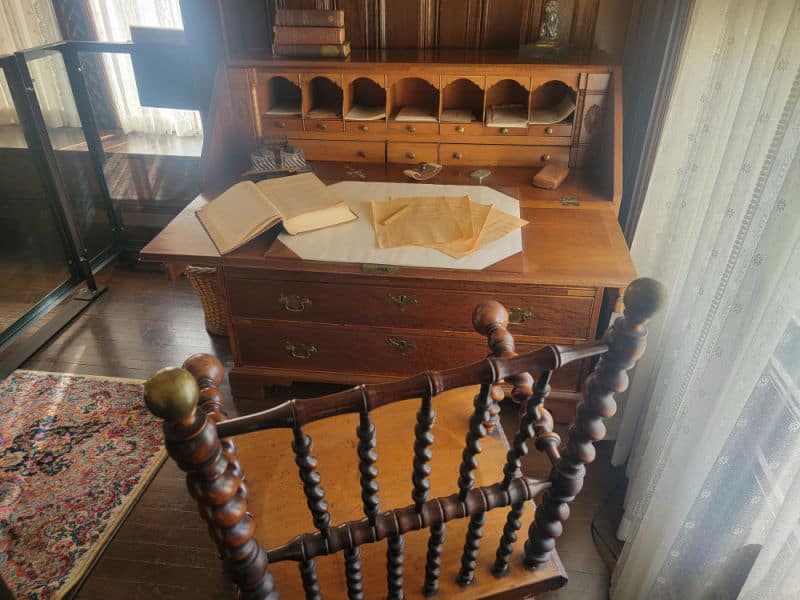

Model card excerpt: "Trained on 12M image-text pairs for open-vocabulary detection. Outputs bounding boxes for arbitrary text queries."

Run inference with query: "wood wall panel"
[223,0,618,55]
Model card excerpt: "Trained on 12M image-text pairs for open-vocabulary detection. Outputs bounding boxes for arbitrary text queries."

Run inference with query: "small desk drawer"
[387,121,439,136]
[234,319,583,389]
[226,278,594,339]
[528,123,573,138]
[386,142,438,164]
[262,117,304,132]
[440,144,569,167]
[305,119,344,133]
[482,125,527,137]
[289,139,385,163]
[345,121,388,136]
[439,122,484,136]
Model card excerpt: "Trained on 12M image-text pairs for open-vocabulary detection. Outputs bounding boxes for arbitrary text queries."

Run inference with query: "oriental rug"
[0,370,165,599]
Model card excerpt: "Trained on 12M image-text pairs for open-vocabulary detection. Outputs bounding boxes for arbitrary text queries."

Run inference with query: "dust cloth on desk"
[371,195,528,259]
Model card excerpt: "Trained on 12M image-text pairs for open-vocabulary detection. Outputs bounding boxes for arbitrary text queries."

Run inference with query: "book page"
[196,181,281,254]
[257,172,357,235]
[371,196,473,248]
[345,105,386,121]
[529,95,576,125]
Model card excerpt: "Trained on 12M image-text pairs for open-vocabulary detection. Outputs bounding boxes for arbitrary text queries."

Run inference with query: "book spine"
[273,26,345,45]
[274,9,345,28]
[272,42,351,58]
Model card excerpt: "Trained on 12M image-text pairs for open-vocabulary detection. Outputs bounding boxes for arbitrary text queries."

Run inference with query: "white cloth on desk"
[278,181,523,270]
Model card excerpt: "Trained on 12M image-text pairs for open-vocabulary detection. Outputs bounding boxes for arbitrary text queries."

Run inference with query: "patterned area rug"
[0,370,166,599]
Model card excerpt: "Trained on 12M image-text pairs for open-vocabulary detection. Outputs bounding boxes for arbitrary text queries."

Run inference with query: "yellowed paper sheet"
[256,172,356,235]
[431,201,493,256]
[196,181,280,254]
[439,205,528,259]
[371,196,473,248]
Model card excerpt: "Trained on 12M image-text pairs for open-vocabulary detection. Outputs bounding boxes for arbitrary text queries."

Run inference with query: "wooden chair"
[144,278,664,599]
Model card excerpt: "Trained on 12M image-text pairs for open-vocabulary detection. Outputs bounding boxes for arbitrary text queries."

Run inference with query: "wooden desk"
[140,163,635,422]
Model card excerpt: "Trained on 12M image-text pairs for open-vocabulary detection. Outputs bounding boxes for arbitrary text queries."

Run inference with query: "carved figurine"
[538,0,560,44]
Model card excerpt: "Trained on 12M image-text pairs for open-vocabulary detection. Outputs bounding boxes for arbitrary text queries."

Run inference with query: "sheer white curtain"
[0,0,80,128]
[88,0,202,136]
[610,0,800,598]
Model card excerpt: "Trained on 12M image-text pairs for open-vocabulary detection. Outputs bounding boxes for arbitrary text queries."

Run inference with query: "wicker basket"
[184,266,228,336]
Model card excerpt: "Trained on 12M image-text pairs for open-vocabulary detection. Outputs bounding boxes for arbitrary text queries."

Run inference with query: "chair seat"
[235,386,567,599]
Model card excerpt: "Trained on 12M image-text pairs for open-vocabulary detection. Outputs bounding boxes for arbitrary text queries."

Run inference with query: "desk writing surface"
[139,166,636,289]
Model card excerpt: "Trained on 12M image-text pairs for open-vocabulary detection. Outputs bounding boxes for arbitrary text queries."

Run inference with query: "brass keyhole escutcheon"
[455,125,465,133]
[508,307,534,325]
[388,293,418,311]
[545,126,554,134]
[360,124,369,132]
[541,154,551,162]
[406,125,416,133]
[387,338,416,356]
[453,152,463,159]
[406,152,416,160]
[357,150,367,158]
[317,122,327,130]
[500,127,509,134]
[279,293,312,312]
[285,342,317,359]
[275,121,286,128]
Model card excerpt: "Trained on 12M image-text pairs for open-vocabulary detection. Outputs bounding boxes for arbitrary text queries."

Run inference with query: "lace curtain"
[610,0,800,598]
[0,0,80,128]
[87,0,202,136]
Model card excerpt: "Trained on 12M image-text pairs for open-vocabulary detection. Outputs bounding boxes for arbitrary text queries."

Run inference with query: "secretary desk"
[140,49,635,423]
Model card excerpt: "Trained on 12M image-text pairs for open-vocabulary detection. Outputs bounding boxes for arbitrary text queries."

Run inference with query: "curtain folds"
[87,0,201,136]
[611,1,800,598]
[0,0,79,128]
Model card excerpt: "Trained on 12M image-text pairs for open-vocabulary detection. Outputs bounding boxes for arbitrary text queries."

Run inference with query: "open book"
[196,172,357,254]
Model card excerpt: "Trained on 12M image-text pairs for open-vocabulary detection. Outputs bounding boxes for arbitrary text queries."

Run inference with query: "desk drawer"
[345,121,387,136]
[386,142,438,164]
[289,139,385,163]
[440,144,569,167]
[388,121,439,136]
[262,117,304,132]
[226,279,594,339]
[305,119,344,133]
[234,319,583,389]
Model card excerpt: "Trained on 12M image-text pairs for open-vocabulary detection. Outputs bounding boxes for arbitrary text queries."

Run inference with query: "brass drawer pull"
[275,121,286,128]
[406,125,416,133]
[508,307,534,325]
[387,337,416,356]
[455,125,465,133]
[388,293,418,311]
[500,127,509,134]
[453,151,463,159]
[360,124,369,132]
[405,152,416,160]
[279,293,312,312]
[541,154,551,162]
[285,341,317,359]
[545,126,553,134]
[317,122,327,130]
[357,150,367,158]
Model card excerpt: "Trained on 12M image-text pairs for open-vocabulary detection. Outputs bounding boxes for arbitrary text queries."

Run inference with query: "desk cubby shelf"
[209,51,621,210]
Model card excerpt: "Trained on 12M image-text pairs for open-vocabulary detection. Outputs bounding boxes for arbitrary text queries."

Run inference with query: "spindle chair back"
[144,278,664,599]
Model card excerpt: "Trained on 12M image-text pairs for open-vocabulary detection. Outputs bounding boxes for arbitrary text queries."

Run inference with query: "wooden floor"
[4,262,621,600]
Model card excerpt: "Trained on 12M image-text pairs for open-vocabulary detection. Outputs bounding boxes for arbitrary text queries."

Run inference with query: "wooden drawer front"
[482,125,527,137]
[289,139,385,163]
[234,319,582,389]
[439,122,484,136]
[528,123,573,139]
[440,144,569,167]
[227,279,593,339]
[345,121,387,136]
[388,121,440,136]
[262,117,304,132]
[387,142,438,164]
[305,119,344,133]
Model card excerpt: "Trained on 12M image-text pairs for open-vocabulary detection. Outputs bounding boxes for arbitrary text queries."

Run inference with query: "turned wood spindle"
[523,278,666,570]
[143,355,277,600]
[492,371,552,577]
[292,425,330,599]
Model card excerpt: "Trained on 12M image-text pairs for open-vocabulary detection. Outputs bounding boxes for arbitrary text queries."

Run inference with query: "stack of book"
[272,9,351,58]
